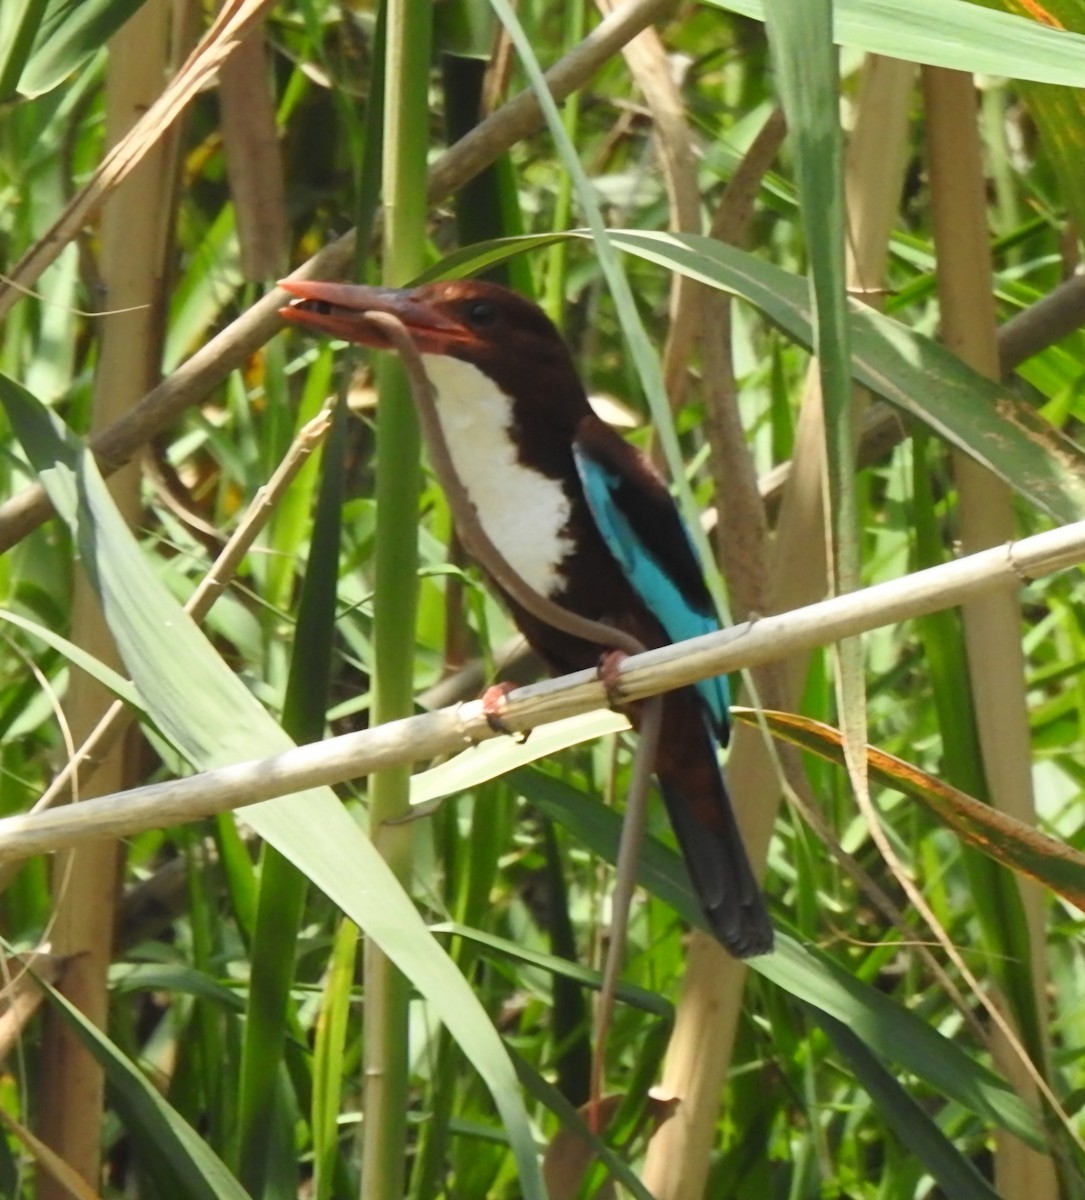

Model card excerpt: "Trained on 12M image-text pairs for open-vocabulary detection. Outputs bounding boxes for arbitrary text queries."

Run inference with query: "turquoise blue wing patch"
[573,444,730,733]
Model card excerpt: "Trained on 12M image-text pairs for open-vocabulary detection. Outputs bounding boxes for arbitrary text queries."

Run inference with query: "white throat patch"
[420,354,575,597]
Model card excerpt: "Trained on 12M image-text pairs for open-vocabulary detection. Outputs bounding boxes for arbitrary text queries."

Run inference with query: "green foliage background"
[2,1,1085,1197]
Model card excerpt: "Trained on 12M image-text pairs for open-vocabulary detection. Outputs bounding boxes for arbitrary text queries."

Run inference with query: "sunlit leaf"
[18,0,148,97]
[0,374,548,1200]
[735,707,1085,910]
[707,0,1085,86]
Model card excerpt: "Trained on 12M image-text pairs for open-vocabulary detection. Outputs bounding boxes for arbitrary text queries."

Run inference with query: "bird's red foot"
[481,682,530,743]
[597,648,629,709]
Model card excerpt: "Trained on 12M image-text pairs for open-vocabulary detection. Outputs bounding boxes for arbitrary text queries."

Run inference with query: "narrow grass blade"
[809,1007,1003,1200]
[0,374,547,1200]
[18,0,145,97]
[706,0,1085,87]
[734,707,1085,909]
[34,971,253,1200]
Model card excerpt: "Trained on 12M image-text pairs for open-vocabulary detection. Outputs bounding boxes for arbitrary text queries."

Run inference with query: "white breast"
[420,354,575,597]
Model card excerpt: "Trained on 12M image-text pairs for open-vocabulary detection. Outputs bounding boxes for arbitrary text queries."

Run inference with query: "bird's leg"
[481,681,530,742]
[597,648,630,709]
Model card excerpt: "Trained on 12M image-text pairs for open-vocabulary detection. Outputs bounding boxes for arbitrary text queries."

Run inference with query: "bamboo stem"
[922,64,1057,1199]
[37,4,177,1195]
[360,0,431,1193]
[4,514,1084,864]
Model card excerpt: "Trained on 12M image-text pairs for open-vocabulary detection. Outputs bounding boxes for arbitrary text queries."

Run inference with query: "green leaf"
[0,0,49,102]
[0,607,144,712]
[0,372,547,1200]
[35,967,252,1200]
[763,0,871,825]
[735,708,1085,911]
[707,0,1085,87]
[410,709,628,807]
[600,229,1085,524]
[18,0,148,98]
[109,962,244,1010]
[760,937,1044,1148]
[809,1007,1003,1200]
[429,922,673,1018]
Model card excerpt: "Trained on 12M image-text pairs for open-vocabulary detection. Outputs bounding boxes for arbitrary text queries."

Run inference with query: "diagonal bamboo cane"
[2,514,1083,865]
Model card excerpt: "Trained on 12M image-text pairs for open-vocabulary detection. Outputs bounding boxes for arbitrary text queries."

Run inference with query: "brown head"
[279,278,592,430]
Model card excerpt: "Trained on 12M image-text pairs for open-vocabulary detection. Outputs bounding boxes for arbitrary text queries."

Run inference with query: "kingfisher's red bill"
[279,276,775,958]
[279,280,471,353]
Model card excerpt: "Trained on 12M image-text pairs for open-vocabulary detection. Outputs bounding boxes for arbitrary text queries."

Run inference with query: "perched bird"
[279,277,773,958]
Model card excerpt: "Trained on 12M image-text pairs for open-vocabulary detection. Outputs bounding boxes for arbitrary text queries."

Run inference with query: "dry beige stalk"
[645,56,915,1200]
[0,0,674,556]
[922,64,1057,1199]
[37,4,183,1196]
[219,20,288,280]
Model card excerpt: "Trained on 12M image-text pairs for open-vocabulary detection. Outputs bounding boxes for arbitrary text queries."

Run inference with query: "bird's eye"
[465,300,497,326]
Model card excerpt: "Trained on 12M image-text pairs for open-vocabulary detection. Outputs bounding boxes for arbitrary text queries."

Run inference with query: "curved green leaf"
[707,0,1085,87]
[736,707,1085,911]
[760,936,1044,1148]
[410,708,628,807]
[0,373,547,1200]
[35,969,252,1200]
[18,0,147,98]
[602,229,1085,524]
[0,607,143,711]
[809,1007,1003,1200]
[0,0,49,102]
[422,230,1085,523]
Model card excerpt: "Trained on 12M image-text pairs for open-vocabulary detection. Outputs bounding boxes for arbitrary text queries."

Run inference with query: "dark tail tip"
[658,774,774,959]
[704,892,774,959]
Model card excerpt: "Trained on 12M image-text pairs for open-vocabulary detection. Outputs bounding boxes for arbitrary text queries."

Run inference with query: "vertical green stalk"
[762,1,863,788]
[542,0,584,329]
[361,0,431,1195]
[236,391,348,1199]
[313,916,359,1200]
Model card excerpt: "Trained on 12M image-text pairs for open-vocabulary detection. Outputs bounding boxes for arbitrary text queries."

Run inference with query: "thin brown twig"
[365,310,663,1129]
[0,0,674,557]
[0,404,334,898]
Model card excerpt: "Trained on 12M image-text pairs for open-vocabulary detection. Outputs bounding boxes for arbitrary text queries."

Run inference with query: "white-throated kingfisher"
[279,278,773,959]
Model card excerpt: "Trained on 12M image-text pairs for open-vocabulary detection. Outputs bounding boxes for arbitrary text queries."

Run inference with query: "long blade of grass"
[733,708,1085,908]
[706,0,1085,87]
[34,970,253,1200]
[17,0,145,97]
[0,376,547,1200]
[763,0,873,922]
[809,1007,1003,1200]
[0,0,49,102]
[423,230,1085,522]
